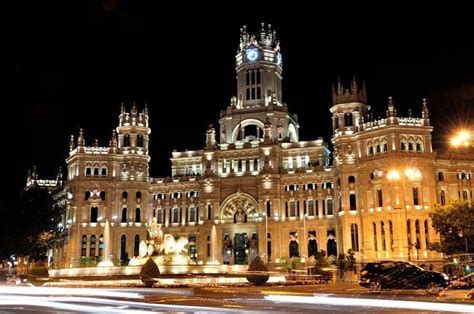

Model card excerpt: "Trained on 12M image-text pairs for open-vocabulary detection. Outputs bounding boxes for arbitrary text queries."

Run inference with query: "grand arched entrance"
[219,190,259,265]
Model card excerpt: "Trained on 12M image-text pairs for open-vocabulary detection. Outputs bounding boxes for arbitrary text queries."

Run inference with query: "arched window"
[136,191,142,200]
[90,207,98,222]
[416,142,423,151]
[373,222,378,251]
[289,232,299,258]
[415,219,421,250]
[266,201,271,216]
[381,221,386,251]
[408,142,414,151]
[137,135,143,147]
[389,220,394,251]
[424,219,430,249]
[86,168,92,176]
[99,234,104,257]
[407,220,412,248]
[368,146,374,155]
[81,235,87,256]
[93,168,99,176]
[124,134,130,147]
[121,208,127,223]
[122,191,128,199]
[85,191,91,200]
[120,235,127,263]
[351,223,359,252]
[134,234,140,257]
[401,141,407,150]
[376,144,381,153]
[90,235,96,258]
[207,204,212,220]
[238,160,242,172]
[382,142,388,152]
[344,112,353,127]
[135,208,141,223]
[101,167,107,176]
[440,190,446,205]
[349,194,357,211]
[100,191,106,201]
[348,176,355,184]
[308,231,318,257]
[438,172,445,181]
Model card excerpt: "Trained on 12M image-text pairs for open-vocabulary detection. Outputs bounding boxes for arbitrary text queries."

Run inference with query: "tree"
[430,201,474,255]
[140,257,160,287]
[246,256,269,285]
[0,187,62,260]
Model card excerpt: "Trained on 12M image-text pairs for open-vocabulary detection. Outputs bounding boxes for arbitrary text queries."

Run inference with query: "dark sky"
[3,2,474,202]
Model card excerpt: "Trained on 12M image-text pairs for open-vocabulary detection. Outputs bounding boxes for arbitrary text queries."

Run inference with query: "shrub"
[246,256,269,285]
[140,258,160,287]
[29,266,49,278]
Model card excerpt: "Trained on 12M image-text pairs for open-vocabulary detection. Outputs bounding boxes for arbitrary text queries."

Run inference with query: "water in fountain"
[98,219,114,267]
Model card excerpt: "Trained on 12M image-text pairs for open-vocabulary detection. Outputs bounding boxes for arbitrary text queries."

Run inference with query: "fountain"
[97,219,114,267]
[132,217,191,266]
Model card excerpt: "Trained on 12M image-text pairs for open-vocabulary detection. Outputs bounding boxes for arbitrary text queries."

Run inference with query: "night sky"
[3,2,474,202]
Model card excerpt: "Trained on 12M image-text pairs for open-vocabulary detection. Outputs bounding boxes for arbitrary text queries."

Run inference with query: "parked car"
[7,274,28,285]
[450,272,474,289]
[359,261,450,295]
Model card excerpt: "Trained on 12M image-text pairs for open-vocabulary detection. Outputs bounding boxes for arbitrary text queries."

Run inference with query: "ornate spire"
[56,166,63,181]
[332,77,366,105]
[77,128,84,147]
[422,98,429,119]
[69,135,75,151]
[238,23,279,52]
[121,102,125,114]
[386,96,397,118]
[111,129,117,148]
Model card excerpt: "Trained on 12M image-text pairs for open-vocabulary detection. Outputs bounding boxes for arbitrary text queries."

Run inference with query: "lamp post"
[262,212,268,263]
[387,168,422,262]
[303,213,308,260]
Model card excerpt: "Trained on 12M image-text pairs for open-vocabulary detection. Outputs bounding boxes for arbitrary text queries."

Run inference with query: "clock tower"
[219,23,298,144]
[235,23,283,108]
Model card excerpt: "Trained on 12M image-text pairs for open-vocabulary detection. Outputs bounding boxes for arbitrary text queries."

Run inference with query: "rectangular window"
[349,194,357,211]
[257,87,261,99]
[413,187,419,205]
[327,199,334,215]
[289,201,296,217]
[377,189,383,207]
[246,88,250,100]
[307,200,314,216]
[173,208,179,223]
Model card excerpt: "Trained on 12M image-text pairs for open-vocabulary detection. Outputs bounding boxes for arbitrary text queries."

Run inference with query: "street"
[1,283,474,313]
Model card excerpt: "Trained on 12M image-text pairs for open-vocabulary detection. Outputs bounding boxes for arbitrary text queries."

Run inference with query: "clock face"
[276,53,282,66]
[246,48,259,62]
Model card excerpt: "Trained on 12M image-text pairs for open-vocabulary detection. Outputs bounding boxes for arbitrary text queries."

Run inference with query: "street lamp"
[450,129,473,148]
[303,213,308,261]
[387,168,422,261]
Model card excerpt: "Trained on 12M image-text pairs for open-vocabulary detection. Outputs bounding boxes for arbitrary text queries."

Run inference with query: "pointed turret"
[69,135,75,152]
[77,128,84,146]
[386,96,397,118]
[422,98,430,126]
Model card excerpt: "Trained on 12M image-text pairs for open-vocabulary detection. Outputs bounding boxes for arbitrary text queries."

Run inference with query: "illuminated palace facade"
[39,24,474,268]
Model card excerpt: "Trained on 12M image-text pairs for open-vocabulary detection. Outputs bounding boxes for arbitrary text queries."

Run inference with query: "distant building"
[35,24,473,269]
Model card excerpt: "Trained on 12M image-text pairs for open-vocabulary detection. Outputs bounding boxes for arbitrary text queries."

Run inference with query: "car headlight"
[442,273,449,281]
